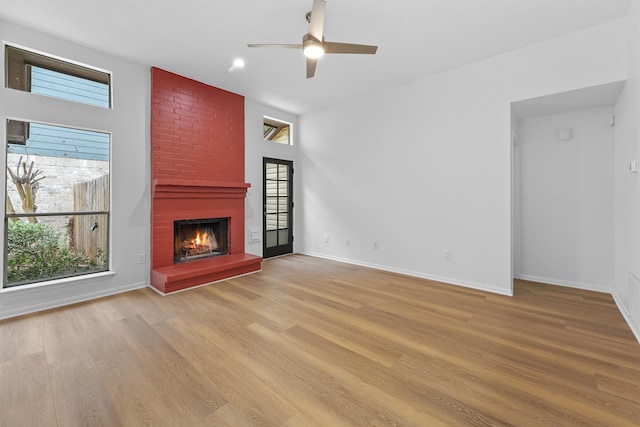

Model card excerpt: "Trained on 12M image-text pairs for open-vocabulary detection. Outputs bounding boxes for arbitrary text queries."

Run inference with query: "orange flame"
[182,228,218,258]
[191,230,211,248]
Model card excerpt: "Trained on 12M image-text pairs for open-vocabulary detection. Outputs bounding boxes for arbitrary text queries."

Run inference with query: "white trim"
[302,253,639,344]
[0,279,145,320]
[3,40,112,77]
[263,115,294,146]
[263,253,295,261]
[303,252,513,296]
[612,289,640,344]
[517,274,610,293]
[3,40,114,109]
[5,115,113,136]
[0,271,115,295]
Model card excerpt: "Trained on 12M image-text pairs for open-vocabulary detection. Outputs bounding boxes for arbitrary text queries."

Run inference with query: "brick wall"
[151,67,245,183]
[150,67,253,284]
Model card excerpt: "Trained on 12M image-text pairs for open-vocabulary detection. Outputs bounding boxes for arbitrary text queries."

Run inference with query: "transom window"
[5,44,111,108]
[263,116,291,145]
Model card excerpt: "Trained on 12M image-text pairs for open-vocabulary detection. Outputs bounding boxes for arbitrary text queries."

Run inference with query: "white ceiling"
[512,81,626,118]
[0,0,632,115]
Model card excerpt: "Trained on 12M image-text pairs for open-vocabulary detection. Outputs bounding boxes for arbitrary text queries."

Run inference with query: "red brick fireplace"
[149,67,262,294]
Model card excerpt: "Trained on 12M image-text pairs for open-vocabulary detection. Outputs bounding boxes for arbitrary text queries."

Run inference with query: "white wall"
[0,19,149,318]
[511,118,522,279]
[613,0,640,340]
[244,100,298,258]
[518,106,614,291]
[299,18,628,296]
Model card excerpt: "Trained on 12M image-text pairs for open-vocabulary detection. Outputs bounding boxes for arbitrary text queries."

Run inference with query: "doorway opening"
[510,82,623,293]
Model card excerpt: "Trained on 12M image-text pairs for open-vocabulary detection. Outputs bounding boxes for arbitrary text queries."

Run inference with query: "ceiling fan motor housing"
[248,0,376,78]
[303,33,324,58]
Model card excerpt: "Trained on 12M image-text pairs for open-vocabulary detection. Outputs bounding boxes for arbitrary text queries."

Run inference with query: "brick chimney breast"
[149,67,261,293]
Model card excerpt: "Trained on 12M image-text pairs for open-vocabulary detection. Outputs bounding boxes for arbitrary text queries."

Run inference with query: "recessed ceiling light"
[228,58,245,72]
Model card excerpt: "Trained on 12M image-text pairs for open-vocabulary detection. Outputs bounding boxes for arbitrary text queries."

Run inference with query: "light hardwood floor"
[1,254,638,426]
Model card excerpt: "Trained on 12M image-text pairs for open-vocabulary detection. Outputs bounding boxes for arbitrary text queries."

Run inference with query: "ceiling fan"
[247,0,378,78]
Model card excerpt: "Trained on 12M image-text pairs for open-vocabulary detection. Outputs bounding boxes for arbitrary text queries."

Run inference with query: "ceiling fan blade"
[247,44,302,49]
[306,57,318,79]
[247,43,302,49]
[308,0,326,41]
[250,0,375,78]
[323,42,378,55]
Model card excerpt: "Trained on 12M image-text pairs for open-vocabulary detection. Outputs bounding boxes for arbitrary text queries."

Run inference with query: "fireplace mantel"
[152,179,251,199]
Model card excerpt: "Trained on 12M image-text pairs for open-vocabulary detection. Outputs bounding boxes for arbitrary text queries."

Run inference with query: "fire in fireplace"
[174,218,229,263]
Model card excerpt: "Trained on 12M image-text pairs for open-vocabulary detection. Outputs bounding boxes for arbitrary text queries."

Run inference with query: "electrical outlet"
[373,242,378,250]
[444,250,452,261]
[137,253,146,264]
[345,238,350,246]
[324,235,330,243]
[248,228,260,242]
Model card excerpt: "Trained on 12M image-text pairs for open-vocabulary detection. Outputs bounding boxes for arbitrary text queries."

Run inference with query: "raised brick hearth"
[150,67,261,294]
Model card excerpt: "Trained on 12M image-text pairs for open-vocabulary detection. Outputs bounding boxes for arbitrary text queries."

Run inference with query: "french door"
[263,158,293,258]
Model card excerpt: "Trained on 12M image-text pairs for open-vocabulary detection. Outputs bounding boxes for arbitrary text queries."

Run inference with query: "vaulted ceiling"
[0,0,632,115]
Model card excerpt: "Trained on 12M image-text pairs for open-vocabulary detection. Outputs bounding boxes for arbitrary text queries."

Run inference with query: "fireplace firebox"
[174,218,229,263]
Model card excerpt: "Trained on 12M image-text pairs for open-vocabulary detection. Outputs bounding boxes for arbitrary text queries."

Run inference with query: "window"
[263,116,291,145]
[4,45,111,288]
[5,120,110,287]
[5,44,111,108]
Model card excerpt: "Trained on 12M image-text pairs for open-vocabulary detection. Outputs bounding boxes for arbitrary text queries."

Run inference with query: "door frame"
[263,157,294,258]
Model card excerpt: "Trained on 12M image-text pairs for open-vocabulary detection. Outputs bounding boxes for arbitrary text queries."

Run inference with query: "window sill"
[0,271,116,295]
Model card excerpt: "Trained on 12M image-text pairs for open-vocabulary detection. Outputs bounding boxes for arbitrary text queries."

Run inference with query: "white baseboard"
[517,274,610,293]
[0,280,147,320]
[302,254,639,344]
[612,289,640,344]
[303,251,513,296]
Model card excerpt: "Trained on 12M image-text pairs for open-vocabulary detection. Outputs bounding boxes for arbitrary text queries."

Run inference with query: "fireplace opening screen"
[174,218,229,263]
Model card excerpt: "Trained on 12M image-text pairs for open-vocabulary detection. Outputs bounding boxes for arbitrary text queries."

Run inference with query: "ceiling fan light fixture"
[303,34,324,59]
[248,1,377,78]
[304,44,324,59]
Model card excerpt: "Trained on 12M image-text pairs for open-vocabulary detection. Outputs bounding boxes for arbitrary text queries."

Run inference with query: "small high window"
[5,44,111,108]
[263,116,291,145]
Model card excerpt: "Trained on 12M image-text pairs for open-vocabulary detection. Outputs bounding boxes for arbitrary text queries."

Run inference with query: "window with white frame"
[263,116,291,145]
[4,45,111,287]
[5,44,111,107]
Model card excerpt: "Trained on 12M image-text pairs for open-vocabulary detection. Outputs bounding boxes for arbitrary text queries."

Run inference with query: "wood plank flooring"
[1,254,638,426]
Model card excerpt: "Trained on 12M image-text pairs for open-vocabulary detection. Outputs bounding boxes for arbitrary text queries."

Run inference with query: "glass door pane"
[263,158,293,258]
